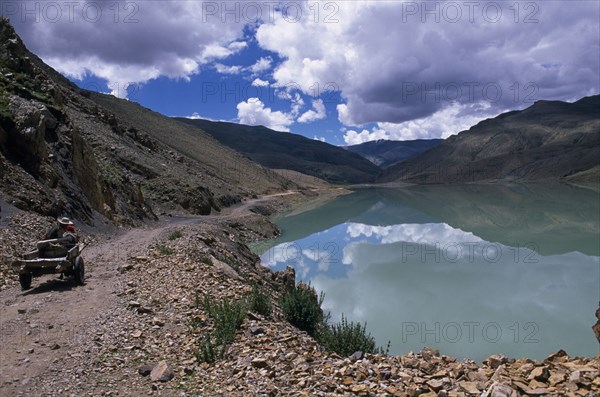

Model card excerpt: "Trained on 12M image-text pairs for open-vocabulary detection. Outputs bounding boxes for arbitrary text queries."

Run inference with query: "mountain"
[175,118,381,184]
[0,18,290,225]
[379,96,600,184]
[345,139,443,168]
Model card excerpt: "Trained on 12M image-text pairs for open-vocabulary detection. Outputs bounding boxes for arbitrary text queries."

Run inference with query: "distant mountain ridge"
[175,118,381,184]
[345,139,443,168]
[379,96,600,184]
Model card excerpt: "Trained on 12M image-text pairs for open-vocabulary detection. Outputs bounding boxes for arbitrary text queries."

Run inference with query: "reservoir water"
[256,184,600,362]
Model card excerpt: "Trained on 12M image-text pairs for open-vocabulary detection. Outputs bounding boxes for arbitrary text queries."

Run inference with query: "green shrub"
[196,334,227,363]
[279,282,325,336]
[203,296,247,345]
[246,283,272,318]
[155,244,174,255]
[168,230,183,240]
[319,314,389,357]
[195,296,248,363]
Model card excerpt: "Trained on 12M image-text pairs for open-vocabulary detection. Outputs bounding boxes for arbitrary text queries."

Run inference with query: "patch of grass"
[245,283,272,318]
[198,255,212,265]
[155,244,174,255]
[279,282,325,337]
[319,314,390,357]
[168,230,183,240]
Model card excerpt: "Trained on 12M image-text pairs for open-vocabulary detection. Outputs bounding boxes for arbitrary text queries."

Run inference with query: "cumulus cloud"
[250,57,273,74]
[214,63,243,75]
[343,128,389,145]
[343,102,498,143]
[257,1,600,129]
[236,98,294,131]
[9,1,250,96]
[297,99,326,123]
[252,78,270,87]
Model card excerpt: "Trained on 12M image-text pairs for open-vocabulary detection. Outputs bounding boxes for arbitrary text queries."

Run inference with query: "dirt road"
[0,192,296,396]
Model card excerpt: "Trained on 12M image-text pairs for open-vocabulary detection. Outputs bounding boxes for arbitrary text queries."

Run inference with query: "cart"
[13,238,86,290]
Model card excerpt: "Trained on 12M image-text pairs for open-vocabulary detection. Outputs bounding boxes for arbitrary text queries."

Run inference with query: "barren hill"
[0,18,290,225]
[175,118,381,184]
[379,96,600,184]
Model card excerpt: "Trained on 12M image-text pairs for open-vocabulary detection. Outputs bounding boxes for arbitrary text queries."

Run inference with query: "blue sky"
[4,1,599,145]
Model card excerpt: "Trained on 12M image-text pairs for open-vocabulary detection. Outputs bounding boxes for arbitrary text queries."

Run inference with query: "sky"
[3,0,599,145]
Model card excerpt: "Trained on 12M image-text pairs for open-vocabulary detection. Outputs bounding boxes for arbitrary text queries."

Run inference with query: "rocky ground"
[1,192,599,397]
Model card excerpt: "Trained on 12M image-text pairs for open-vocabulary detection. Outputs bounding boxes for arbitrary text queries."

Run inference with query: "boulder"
[150,360,174,382]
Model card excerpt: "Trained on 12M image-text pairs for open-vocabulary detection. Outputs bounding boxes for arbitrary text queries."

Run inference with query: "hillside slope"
[379,96,600,184]
[175,118,381,184]
[0,18,290,225]
[345,139,443,168]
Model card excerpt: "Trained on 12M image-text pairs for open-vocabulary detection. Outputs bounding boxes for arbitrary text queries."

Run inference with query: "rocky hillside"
[379,96,600,184]
[345,139,443,168]
[0,18,291,226]
[175,118,382,184]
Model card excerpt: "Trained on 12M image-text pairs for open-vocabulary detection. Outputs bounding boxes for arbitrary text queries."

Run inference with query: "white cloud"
[187,112,202,120]
[236,98,294,131]
[343,128,389,145]
[298,99,326,123]
[250,57,273,74]
[252,78,270,87]
[342,102,498,143]
[290,93,305,117]
[214,63,243,75]
[11,1,250,97]
[257,1,600,132]
[313,136,326,142]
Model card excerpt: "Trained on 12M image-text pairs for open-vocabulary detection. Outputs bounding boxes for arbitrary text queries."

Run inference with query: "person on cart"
[44,217,78,248]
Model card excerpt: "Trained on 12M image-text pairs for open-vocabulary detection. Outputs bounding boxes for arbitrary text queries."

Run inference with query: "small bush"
[203,296,247,345]
[168,230,183,240]
[196,334,227,363]
[155,244,174,255]
[279,282,325,336]
[320,314,389,357]
[246,283,272,318]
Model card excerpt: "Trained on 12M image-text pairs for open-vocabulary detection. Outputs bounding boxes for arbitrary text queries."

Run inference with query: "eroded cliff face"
[0,19,154,224]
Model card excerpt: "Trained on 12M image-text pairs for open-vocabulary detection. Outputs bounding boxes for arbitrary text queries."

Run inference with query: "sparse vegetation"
[155,244,174,255]
[196,295,248,363]
[280,282,389,357]
[198,255,212,265]
[245,283,272,318]
[319,314,390,357]
[279,282,326,337]
[168,230,183,240]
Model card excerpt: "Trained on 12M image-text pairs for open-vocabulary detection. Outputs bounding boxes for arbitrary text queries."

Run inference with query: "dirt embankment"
[0,190,598,397]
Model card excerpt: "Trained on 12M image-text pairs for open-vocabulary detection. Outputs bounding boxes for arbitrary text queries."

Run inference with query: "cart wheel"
[74,256,85,286]
[19,273,32,290]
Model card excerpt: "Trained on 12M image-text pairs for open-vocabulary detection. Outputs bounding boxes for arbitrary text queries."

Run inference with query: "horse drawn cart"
[13,238,85,290]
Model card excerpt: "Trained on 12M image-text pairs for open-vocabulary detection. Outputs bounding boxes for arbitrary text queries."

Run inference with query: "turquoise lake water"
[256,184,600,362]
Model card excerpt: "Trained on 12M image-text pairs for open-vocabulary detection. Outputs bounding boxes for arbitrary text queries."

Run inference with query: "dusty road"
[0,192,296,395]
